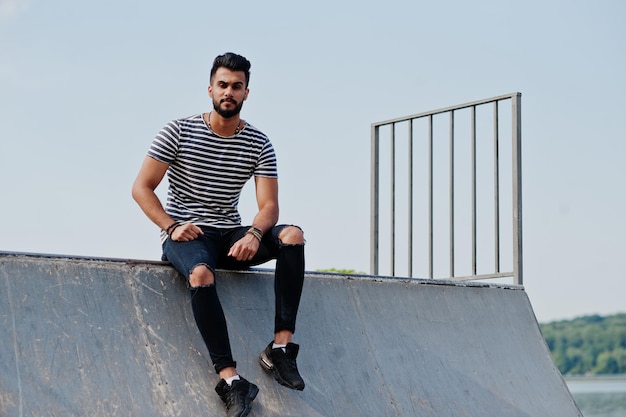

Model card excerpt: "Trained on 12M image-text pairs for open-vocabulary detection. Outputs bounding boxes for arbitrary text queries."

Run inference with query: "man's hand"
[228,233,260,261]
[170,223,204,242]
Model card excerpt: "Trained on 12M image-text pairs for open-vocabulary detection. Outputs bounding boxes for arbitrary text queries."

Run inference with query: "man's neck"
[205,112,242,136]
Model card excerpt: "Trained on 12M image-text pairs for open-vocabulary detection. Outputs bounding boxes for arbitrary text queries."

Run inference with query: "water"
[566,376,626,417]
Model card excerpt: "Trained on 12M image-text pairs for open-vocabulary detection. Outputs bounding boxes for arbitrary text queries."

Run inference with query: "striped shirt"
[147,114,278,240]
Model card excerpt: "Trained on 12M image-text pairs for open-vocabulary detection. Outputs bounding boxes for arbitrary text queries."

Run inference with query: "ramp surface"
[0,252,581,416]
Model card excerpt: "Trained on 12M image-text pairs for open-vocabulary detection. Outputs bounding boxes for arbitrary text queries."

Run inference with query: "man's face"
[208,67,249,118]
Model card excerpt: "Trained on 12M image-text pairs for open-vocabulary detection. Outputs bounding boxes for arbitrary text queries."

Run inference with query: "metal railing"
[370,93,523,284]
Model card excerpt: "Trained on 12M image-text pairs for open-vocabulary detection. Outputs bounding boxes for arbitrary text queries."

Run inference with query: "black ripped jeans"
[162,224,305,373]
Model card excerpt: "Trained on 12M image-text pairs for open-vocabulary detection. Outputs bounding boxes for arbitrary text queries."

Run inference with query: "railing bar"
[370,125,380,275]
[428,115,434,279]
[512,93,523,285]
[408,120,413,277]
[493,102,500,273]
[390,124,396,277]
[372,93,519,127]
[448,271,515,282]
[449,111,455,278]
[471,106,477,276]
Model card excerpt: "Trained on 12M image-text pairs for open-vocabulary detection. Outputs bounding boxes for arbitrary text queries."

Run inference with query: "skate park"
[0,252,581,416]
[0,94,583,416]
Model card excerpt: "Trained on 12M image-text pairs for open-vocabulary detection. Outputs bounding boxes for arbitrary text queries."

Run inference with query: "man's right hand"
[170,223,204,242]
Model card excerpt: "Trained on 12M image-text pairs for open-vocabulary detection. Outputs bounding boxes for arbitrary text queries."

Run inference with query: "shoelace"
[226,385,246,410]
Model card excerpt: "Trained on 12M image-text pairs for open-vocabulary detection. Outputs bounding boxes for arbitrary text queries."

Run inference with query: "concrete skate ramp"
[0,252,581,417]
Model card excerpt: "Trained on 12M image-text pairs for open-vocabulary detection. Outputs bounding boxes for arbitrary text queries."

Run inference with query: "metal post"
[449,111,455,278]
[370,124,380,275]
[493,101,501,273]
[428,115,434,279]
[512,93,523,285]
[471,106,477,276]
[408,120,413,277]
[390,124,396,277]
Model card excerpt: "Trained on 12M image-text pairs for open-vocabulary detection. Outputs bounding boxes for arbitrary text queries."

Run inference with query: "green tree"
[539,313,626,375]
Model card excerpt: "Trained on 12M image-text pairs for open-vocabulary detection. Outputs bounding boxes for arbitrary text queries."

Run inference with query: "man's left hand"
[228,233,260,261]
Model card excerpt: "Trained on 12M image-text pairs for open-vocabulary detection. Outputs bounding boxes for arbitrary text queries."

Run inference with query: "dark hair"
[210,52,251,86]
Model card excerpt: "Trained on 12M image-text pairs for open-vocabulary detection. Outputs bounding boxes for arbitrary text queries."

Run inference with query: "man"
[132,52,305,417]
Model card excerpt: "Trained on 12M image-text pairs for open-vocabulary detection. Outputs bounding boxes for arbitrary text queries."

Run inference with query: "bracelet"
[168,223,182,237]
[165,221,181,236]
[247,227,263,242]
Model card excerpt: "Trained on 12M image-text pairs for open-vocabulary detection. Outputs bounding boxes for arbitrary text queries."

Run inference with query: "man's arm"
[251,176,280,233]
[227,176,279,261]
[131,156,203,240]
[132,156,172,229]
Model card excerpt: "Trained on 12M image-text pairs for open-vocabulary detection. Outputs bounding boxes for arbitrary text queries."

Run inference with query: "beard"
[213,98,244,119]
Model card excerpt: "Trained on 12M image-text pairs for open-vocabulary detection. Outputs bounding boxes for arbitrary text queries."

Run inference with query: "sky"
[1,0,624,323]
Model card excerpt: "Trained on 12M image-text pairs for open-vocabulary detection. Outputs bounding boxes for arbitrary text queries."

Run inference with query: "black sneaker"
[215,377,259,417]
[259,342,305,390]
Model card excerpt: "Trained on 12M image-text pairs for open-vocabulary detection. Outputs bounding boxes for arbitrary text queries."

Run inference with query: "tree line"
[539,313,626,375]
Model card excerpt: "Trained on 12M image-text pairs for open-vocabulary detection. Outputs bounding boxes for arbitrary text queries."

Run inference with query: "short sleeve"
[147,120,181,164]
